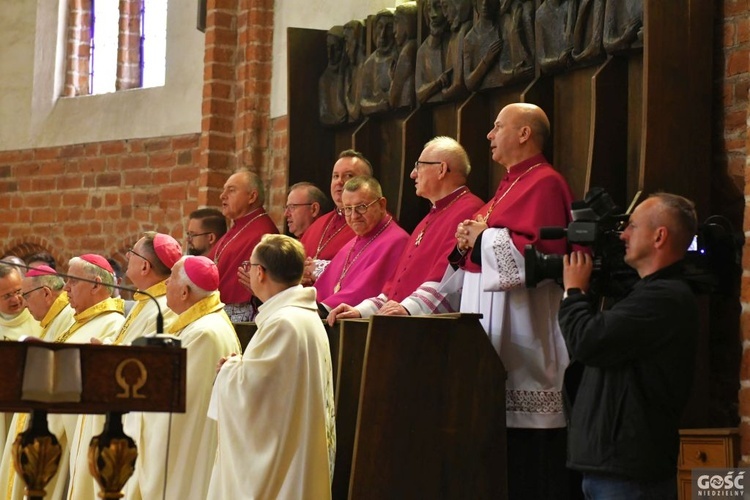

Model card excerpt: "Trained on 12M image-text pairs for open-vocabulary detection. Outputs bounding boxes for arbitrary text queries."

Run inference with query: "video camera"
[524,187,741,299]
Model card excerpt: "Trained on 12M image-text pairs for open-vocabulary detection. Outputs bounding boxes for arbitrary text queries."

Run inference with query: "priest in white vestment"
[112,232,181,345]
[0,265,76,500]
[0,263,42,340]
[123,256,240,500]
[0,263,44,477]
[208,234,336,500]
[57,255,125,500]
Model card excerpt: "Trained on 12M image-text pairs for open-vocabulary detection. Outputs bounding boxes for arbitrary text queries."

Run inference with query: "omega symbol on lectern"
[115,358,148,399]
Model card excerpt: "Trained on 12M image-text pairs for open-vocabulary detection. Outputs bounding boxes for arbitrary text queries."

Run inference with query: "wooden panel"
[232,321,257,352]
[626,55,643,204]
[641,0,711,211]
[331,319,370,500]
[399,108,434,231]
[458,93,493,201]
[288,28,334,192]
[553,66,598,199]
[432,102,459,139]
[587,55,628,208]
[348,314,506,500]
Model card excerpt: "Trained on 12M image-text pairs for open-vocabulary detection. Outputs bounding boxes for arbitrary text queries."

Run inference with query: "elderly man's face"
[21,277,49,321]
[341,187,386,236]
[220,172,255,220]
[63,262,97,314]
[0,271,24,316]
[165,262,187,314]
[411,145,445,201]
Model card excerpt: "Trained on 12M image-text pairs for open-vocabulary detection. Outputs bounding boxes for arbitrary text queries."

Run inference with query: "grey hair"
[423,136,471,177]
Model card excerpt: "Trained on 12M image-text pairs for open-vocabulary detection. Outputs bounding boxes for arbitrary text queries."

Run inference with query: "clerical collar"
[504,153,548,177]
[432,186,469,210]
[231,207,265,226]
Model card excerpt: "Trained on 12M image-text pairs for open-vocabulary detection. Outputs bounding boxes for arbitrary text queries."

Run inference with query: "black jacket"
[558,261,698,480]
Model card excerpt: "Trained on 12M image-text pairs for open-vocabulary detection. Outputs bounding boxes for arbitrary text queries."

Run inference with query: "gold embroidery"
[55,298,125,343]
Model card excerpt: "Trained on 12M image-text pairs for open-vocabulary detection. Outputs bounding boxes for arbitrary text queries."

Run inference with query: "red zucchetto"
[183,256,219,291]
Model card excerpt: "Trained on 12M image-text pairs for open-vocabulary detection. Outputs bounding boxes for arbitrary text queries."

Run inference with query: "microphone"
[7,260,165,336]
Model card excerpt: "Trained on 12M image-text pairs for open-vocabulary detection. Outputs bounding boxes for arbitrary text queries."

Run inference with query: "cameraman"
[559,193,698,499]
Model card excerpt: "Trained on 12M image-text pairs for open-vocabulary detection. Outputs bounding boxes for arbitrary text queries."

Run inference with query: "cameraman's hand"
[563,251,593,292]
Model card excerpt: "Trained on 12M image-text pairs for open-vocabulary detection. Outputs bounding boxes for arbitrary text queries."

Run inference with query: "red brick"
[171,135,200,150]
[124,170,153,186]
[101,141,127,155]
[153,170,170,185]
[96,173,121,188]
[0,150,33,163]
[120,155,148,170]
[144,138,171,152]
[149,153,176,168]
[31,178,56,191]
[0,180,18,193]
[34,148,62,161]
[32,209,56,224]
[62,192,89,207]
[727,49,750,76]
[58,176,82,190]
[205,81,233,100]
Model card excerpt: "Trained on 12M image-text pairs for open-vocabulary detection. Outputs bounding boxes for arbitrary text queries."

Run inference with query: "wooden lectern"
[0,341,186,499]
[330,313,507,500]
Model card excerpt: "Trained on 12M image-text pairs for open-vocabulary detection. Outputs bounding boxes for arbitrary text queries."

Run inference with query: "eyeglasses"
[0,289,22,301]
[241,261,264,271]
[413,160,450,173]
[339,197,382,217]
[127,247,153,267]
[22,286,47,299]
[284,203,313,212]
[186,231,211,240]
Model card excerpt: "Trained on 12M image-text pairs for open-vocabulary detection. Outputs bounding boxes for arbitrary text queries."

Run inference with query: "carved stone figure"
[440,0,473,100]
[463,0,503,92]
[389,2,418,111]
[572,0,606,65]
[603,0,643,54]
[360,9,399,116]
[535,0,577,75]
[318,26,347,126]
[343,19,366,122]
[497,0,535,85]
[415,0,451,104]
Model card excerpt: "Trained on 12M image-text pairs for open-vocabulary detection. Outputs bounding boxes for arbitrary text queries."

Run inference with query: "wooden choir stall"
[330,313,507,500]
[0,341,186,500]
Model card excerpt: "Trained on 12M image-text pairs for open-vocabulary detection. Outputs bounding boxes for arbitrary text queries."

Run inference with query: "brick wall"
[722,0,750,461]
[0,0,283,271]
[0,135,201,270]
